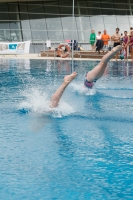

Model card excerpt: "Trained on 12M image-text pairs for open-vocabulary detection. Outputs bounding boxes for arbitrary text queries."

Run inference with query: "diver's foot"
[64,72,77,84]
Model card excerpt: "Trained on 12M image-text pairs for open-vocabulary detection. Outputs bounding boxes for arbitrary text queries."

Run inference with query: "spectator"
[96,31,103,53]
[101,30,110,51]
[111,28,121,47]
[111,28,121,60]
[128,27,133,36]
[123,31,128,59]
[96,31,102,40]
[89,30,96,50]
[128,30,133,60]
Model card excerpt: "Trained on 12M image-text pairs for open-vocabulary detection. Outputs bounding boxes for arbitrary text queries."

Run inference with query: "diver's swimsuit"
[84,73,97,89]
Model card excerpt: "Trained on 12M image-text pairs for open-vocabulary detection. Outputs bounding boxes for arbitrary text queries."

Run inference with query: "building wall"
[0,0,133,43]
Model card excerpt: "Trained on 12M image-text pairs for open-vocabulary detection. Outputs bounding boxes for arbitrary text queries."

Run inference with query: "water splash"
[71,82,96,96]
[18,87,75,118]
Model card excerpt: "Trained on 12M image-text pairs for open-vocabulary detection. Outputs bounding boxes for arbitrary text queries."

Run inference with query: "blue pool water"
[0,59,133,200]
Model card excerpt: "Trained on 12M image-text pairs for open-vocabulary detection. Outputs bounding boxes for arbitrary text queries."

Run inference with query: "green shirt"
[89,33,96,44]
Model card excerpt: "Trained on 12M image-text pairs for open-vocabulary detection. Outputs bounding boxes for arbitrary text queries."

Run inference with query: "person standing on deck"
[96,31,103,53]
[123,31,128,59]
[101,30,110,52]
[128,30,133,61]
[111,28,121,61]
[89,30,96,51]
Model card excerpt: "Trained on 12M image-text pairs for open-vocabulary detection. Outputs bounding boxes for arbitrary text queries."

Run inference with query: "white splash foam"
[71,82,96,96]
[51,101,75,118]
[18,87,75,118]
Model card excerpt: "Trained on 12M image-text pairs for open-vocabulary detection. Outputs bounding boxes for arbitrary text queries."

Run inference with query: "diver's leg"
[86,45,122,82]
[50,72,77,108]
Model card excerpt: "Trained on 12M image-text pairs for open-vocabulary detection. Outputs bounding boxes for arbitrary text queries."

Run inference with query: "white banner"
[46,40,51,48]
[0,40,30,54]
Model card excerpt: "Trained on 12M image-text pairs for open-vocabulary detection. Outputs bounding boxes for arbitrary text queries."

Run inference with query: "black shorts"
[114,42,121,47]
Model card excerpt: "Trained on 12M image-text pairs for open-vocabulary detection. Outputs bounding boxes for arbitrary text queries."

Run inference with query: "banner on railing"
[0,40,30,54]
[46,40,51,48]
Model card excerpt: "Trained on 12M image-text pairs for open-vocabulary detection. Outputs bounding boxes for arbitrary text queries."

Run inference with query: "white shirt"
[96,35,102,40]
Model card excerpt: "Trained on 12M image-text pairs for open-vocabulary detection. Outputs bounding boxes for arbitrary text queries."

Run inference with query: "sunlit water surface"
[0,59,133,200]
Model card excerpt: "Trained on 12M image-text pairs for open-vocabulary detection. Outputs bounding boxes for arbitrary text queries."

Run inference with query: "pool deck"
[0,53,132,61]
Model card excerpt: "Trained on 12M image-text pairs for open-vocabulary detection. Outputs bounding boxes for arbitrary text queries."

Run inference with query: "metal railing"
[30,40,93,55]
[0,39,129,60]
[31,40,115,59]
[30,39,116,53]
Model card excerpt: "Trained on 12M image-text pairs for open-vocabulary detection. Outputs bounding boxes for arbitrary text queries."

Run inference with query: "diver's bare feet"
[64,72,77,84]
[49,72,77,108]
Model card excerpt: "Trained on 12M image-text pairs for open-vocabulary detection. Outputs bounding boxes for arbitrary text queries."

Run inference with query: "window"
[20,14,30,29]
[9,13,19,20]
[76,22,91,31]
[87,2,101,7]
[76,16,89,23]
[27,4,44,13]
[113,0,126,3]
[10,21,21,29]
[114,9,127,15]
[102,9,115,15]
[46,21,62,30]
[45,15,61,22]
[116,16,129,24]
[59,0,73,6]
[129,17,133,25]
[0,3,8,12]
[0,13,9,20]
[0,21,9,29]
[0,30,10,41]
[118,24,130,33]
[63,31,78,40]
[22,30,32,40]
[59,6,72,15]
[29,14,45,20]
[44,1,58,6]
[47,31,63,40]
[8,3,18,12]
[90,16,104,24]
[91,24,105,33]
[10,30,22,41]
[78,31,89,41]
[100,3,114,9]
[31,30,48,40]
[79,8,89,15]
[30,19,46,30]
[62,22,77,31]
[44,6,59,14]
[19,4,27,12]
[114,3,127,9]
[77,0,88,7]
[61,16,75,22]
[104,24,117,35]
[88,8,102,15]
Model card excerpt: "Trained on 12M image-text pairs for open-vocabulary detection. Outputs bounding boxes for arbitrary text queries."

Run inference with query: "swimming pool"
[0,58,133,200]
